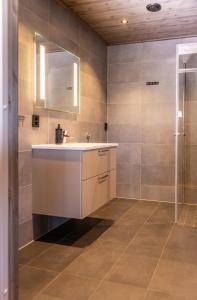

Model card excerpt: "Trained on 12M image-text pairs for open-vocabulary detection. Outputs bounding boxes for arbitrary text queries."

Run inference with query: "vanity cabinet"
[32,145,117,219]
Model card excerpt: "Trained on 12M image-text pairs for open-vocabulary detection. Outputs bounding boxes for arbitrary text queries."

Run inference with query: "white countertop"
[32,143,119,151]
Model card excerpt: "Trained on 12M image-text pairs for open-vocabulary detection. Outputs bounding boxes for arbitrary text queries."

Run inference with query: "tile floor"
[19,199,197,300]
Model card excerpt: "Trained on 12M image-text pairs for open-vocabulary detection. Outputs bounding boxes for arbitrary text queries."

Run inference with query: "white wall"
[0,0,8,299]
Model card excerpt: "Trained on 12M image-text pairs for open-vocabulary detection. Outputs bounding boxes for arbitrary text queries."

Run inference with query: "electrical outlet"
[32,115,40,128]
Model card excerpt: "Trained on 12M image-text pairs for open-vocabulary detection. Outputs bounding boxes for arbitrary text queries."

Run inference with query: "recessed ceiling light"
[146,3,162,12]
[121,18,128,24]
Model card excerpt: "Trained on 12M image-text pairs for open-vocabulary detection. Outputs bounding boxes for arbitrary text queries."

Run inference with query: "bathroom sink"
[32,143,118,151]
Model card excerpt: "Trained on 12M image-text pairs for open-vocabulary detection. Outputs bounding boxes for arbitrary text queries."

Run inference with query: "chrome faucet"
[63,130,70,143]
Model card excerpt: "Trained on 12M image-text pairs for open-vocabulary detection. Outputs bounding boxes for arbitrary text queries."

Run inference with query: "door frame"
[0,0,9,298]
[0,0,18,299]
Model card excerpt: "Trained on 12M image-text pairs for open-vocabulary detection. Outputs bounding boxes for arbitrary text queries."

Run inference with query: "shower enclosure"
[175,43,197,222]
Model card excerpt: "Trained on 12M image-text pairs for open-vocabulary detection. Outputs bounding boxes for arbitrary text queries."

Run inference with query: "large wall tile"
[49,0,79,44]
[108,82,141,104]
[117,164,140,185]
[185,146,197,186]
[108,43,142,64]
[141,59,176,84]
[108,103,140,125]
[22,0,50,22]
[19,220,33,248]
[19,79,34,115]
[19,5,50,39]
[18,115,49,152]
[108,62,141,84]
[141,102,175,126]
[142,40,179,61]
[141,185,175,203]
[19,185,32,224]
[141,166,175,186]
[185,101,197,123]
[141,81,175,103]
[141,123,175,145]
[184,187,197,205]
[117,143,141,165]
[19,151,32,187]
[117,183,140,199]
[108,124,140,143]
[141,144,175,167]
[185,122,197,146]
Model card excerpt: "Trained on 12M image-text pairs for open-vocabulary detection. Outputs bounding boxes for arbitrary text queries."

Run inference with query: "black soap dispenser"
[55,124,63,144]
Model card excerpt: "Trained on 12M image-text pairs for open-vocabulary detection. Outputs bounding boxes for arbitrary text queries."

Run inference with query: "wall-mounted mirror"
[34,33,80,113]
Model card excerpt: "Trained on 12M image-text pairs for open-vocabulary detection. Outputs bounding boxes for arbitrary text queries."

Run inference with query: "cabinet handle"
[98,149,109,156]
[98,174,109,184]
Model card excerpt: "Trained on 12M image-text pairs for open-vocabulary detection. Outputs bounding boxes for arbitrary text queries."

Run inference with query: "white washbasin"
[32,143,118,151]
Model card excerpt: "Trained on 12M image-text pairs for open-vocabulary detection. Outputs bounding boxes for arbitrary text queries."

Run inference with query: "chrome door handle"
[174,132,186,136]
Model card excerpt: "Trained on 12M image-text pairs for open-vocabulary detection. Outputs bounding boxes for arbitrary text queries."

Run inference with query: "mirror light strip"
[73,62,78,107]
[34,43,37,102]
[40,45,46,100]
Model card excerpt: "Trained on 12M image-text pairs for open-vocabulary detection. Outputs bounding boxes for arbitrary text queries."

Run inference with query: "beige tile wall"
[107,37,197,203]
[18,0,107,247]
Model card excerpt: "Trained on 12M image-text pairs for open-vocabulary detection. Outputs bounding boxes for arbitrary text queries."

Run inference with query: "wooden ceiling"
[62,0,197,45]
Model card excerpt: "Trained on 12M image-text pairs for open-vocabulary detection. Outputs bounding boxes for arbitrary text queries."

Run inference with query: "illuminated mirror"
[34,33,80,113]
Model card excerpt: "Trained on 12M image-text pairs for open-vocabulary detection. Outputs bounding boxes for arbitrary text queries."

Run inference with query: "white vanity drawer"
[82,149,109,180]
[82,172,109,217]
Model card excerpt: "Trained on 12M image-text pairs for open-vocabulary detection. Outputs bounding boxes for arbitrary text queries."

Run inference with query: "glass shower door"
[175,43,197,222]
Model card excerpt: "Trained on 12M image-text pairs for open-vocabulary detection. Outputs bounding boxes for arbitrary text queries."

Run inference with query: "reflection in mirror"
[34,33,80,113]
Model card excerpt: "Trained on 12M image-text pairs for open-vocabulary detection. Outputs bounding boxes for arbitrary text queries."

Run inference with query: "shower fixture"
[146,3,162,12]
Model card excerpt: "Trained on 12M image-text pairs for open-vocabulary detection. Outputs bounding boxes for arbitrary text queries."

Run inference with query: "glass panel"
[35,33,80,113]
[176,43,197,223]
[175,72,185,221]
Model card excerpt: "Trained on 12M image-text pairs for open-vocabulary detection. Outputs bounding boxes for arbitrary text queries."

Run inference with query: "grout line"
[20,242,55,267]
[142,223,175,300]
[87,202,160,300]
[21,263,59,275]
[117,196,175,205]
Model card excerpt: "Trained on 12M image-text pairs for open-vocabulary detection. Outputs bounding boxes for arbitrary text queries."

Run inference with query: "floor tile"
[106,252,158,288]
[19,241,53,265]
[150,258,197,298]
[126,223,172,258]
[178,204,197,227]
[66,240,125,279]
[29,244,83,272]
[34,295,61,300]
[118,201,158,225]
[147,203,174,224]
[99,223,140,244]
[162,225,197,265]
[19,265,58,299]
[145,290,187,300]
[39,273,100,300]
[89,280,146,300]
[91,198,137,221]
